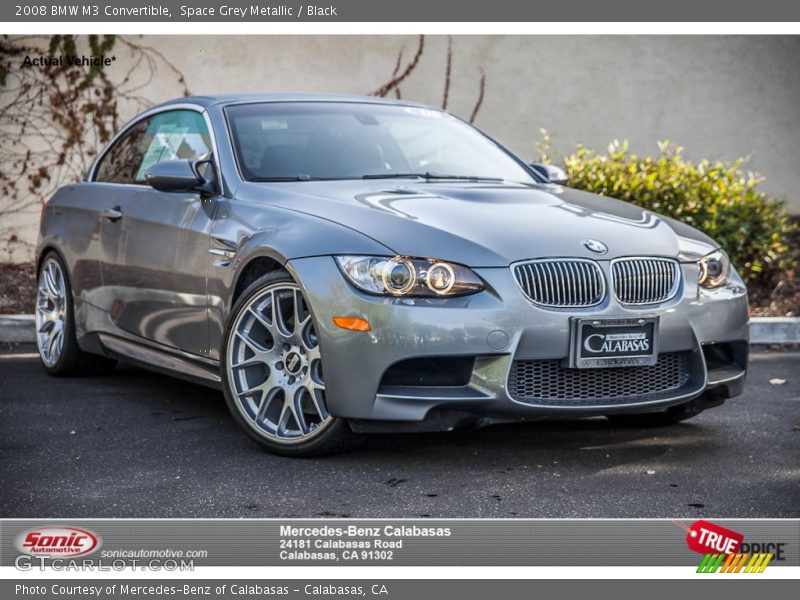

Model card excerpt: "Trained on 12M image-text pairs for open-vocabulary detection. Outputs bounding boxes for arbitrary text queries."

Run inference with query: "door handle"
[101,206,123,221]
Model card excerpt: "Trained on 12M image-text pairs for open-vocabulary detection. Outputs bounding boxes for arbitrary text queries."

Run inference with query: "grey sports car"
[36,94,749,455]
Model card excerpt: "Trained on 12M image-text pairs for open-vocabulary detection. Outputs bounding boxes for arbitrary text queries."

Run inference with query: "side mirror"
[530,163,568,186]
[144,159,204,193]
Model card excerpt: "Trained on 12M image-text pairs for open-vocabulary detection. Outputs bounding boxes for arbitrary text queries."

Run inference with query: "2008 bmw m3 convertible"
[36,94,749,455]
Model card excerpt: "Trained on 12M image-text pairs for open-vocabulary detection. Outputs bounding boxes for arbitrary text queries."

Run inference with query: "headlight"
[698,249,731,289]
[336,256,484,297]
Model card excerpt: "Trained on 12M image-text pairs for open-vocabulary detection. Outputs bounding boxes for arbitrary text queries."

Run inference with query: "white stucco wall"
[2,35,798,262]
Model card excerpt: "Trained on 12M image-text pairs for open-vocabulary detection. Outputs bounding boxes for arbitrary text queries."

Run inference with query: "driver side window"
[95,118,150,184]
[95,110,211,185]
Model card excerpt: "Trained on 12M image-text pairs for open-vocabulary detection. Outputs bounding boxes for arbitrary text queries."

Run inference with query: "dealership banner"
[4,0,800,22]
[2,519,798,569]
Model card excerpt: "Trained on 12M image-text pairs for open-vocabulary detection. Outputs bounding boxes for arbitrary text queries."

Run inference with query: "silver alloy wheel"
[36,257,67,368]
[227,283,332,444]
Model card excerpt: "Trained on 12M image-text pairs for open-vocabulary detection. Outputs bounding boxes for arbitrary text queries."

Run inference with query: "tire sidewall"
[37,251,76,374]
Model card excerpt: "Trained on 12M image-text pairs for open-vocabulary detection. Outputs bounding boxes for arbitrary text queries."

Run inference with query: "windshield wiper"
[362,173,425,180]
[252,173,505,182]
[426,173,504,182]
[250,176,312,182]
[249,175,343,182]
[362,172,503,182]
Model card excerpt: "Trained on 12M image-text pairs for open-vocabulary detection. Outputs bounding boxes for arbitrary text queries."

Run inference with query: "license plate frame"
[569,316,659,369]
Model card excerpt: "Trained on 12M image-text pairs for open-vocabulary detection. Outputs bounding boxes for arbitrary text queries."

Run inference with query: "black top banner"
[4,0,800,22]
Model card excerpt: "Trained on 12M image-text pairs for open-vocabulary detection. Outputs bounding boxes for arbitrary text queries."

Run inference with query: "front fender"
[207,198,392,359]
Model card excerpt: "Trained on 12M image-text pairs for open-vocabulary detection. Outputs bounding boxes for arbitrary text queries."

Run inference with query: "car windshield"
[225,102,537,183]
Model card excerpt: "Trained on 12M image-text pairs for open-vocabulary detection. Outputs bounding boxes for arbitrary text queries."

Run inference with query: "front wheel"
[221,271,357,457]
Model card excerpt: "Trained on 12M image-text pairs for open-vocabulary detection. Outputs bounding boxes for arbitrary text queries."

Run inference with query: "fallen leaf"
[646,470,656,475]
[769,378,787,385]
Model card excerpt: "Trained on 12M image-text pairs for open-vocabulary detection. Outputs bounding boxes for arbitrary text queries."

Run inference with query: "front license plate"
[569,316,659,369]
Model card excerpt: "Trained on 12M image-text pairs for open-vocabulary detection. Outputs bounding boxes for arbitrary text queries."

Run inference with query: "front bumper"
[288,256,749,427]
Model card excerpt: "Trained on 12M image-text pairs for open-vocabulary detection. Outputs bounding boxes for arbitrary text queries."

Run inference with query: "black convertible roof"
[153,93,432,111]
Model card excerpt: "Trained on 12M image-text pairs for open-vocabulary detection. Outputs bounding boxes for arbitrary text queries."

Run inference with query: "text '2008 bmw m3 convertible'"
[36,94,749,455]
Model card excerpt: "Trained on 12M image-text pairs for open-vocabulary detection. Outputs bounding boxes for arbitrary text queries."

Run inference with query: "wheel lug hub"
[283,349,303,375]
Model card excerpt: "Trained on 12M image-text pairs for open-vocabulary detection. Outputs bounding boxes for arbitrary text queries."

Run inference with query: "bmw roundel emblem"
[582,239,608,254]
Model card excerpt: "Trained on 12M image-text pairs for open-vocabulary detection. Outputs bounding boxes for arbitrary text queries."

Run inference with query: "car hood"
[240,180,718,267]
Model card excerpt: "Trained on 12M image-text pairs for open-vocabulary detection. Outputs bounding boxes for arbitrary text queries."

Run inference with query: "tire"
[606,403,702,427]
[35,251,116,376]
[221,270,358,457]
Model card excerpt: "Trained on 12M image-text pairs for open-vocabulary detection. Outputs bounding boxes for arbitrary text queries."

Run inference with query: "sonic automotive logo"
[684,520,772,574]
[16,527,101,558]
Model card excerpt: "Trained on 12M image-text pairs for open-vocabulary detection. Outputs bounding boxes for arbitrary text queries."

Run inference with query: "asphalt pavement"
[1,343,798,518]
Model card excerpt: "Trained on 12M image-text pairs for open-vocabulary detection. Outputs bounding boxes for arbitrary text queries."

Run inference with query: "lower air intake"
[508,352,692,407]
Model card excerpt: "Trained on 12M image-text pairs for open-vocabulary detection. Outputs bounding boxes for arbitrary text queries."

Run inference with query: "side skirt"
[88,331,222,390]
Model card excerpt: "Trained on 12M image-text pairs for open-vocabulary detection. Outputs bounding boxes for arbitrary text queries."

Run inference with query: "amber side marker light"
[333,316,371,332]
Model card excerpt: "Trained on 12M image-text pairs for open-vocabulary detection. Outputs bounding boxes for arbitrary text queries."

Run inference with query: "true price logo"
[16,527,100,558]
[686,520,743,555]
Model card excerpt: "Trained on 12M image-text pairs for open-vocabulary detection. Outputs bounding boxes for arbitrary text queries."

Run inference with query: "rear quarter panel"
[37,183,108,306]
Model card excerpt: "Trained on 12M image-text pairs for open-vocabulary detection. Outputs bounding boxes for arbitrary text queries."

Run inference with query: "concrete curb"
[1,315,799,345]
[0,315,36,343]
[749,317,800,345]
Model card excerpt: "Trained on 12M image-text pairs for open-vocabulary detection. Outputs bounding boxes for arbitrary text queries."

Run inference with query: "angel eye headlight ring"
[335,255,484,297]
[425,262,456,295]
[381,258,417,295]
[698,249,731,289]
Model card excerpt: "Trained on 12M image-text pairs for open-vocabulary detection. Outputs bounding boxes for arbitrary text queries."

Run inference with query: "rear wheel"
[36,252,116,376]
[221,271,357,456]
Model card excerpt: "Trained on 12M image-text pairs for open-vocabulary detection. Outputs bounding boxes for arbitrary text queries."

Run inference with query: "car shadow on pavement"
[109,363,724,464]
[112,363,721,461]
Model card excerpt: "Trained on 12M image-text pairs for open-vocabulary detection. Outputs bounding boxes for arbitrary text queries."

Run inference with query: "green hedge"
[537,133,796,284]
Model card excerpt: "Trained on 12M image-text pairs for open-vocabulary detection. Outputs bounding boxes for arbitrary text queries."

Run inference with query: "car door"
[109,109,217,357]
[94,116,152,316]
